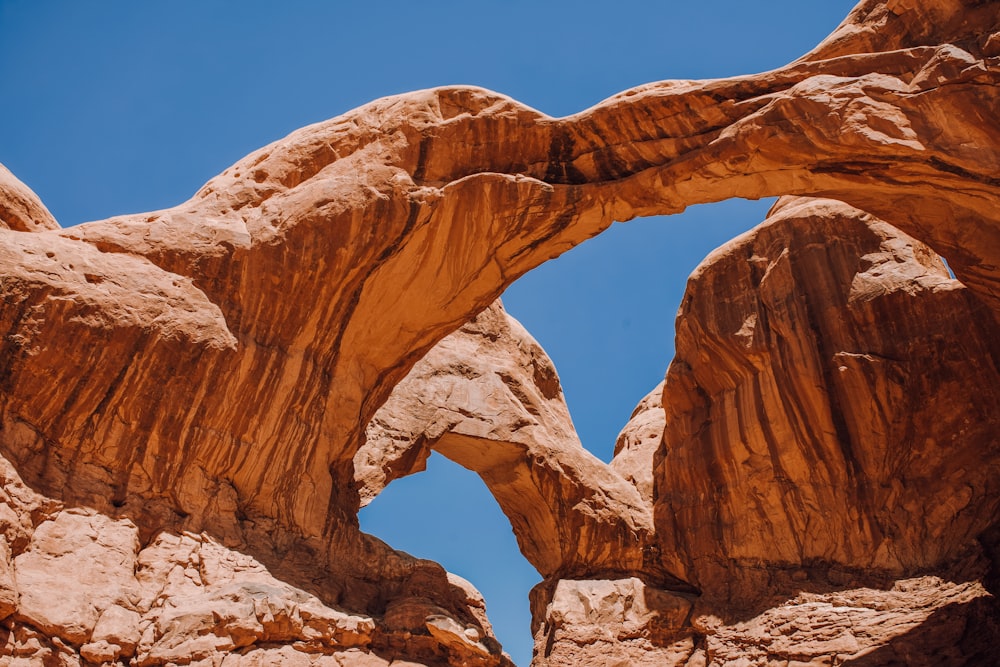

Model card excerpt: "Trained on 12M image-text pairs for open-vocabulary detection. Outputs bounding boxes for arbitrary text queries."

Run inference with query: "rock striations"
[657,197,1000,599]
[1,0,999,664]
[533,197,1000,666]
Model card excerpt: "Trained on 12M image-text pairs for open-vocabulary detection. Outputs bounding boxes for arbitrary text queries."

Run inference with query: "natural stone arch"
[360,195,1000,665]
[358,300,668,585]
[1,0,997,608]
[1,0,999,663]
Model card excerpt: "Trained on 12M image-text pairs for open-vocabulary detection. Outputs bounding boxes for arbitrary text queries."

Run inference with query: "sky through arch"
[0,2,859,664]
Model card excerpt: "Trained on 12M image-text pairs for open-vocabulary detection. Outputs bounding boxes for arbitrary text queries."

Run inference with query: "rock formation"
[1,0,999,664]
[531,197,1000,666]
[656,197,1000,599]
[360,301,660,584]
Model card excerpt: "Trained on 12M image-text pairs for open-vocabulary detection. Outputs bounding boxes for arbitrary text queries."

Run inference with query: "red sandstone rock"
[610,382,665,504]
[655,197,1000,602]
[0,164,57,233]
[2,0,997,546]
[531,197,1000,666]
[362,301,657,582]
[1,0,999,664]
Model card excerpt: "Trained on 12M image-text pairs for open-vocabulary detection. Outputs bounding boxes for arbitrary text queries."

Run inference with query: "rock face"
[0,164,58,233]
[530,197,1000,666]
[361,301,661,584]
[610,383,665,504]
[3,0,998,537]
[655,197,1000,601]
[0,447,507,666]
[1,0,1000,665]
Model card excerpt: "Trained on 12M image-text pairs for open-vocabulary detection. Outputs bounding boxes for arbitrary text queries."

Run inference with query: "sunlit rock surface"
[361,300,658,583]
[1,0,999,663]
[531,197,1000,666]
[657,198,1000,600]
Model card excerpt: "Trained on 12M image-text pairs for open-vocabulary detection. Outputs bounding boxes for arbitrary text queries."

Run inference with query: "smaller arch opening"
[359,451,541,667]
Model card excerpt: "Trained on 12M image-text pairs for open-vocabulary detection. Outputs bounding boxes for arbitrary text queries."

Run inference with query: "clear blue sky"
[0,2,857,664]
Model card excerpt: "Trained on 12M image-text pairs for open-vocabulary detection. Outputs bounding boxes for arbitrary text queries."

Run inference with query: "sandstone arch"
[359,300,667,585]
[1,0,999,663]
[3,0,997,544]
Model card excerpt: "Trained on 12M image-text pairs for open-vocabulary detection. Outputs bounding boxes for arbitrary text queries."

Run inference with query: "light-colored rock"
[536,575,1000,665]
[2,0,998,554]
[610,383,664,503]
[425,614,493,658]
[445,572,497,644]
[0,163,58,232]
[700,576,999,665]
[363,300,657,581]
[0,1,999,666]
[79,639,121,663]
[12,509,139,645]
[91,604,141,656]
[0,535,17,620]
[533,578,696,667]
[0,467,501,666]
[542,577,692,642]
[131,531,378,664]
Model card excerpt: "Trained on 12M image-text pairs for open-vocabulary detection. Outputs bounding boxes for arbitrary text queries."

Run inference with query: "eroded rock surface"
[530,573,1000,667]
[3,0,998,552]
[362,301,659,583]
[609,383,665,504]
[0,451,514,666]
[1,0,999,664]
[656,197,1000,601]
[530,197,1000,666]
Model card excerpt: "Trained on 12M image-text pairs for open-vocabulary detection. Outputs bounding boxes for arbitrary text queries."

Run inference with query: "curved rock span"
[1,0,999,664]
[360,300,663,585]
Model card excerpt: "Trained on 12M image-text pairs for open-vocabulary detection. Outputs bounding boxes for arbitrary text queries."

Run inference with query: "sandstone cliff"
[531,197,1000,665]
[1,0,999,664]
[657,197,1000,598]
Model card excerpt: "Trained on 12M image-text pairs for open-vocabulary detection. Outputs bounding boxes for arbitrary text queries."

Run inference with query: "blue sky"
[0,2,857,664]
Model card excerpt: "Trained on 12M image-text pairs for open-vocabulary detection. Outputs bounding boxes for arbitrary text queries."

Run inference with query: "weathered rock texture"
[0,164,58,234]
[610,382,665,504]
[656,197,1000,600]
[530,197,1000,666]
[361,301,661,584]
[1,0,999,664]
[0,446,508,666]
[532,574,999,667]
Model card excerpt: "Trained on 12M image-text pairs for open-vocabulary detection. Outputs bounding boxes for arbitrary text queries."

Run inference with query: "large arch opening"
[357,197,775,664]
[502,198,776,461]
[3,1,999,665]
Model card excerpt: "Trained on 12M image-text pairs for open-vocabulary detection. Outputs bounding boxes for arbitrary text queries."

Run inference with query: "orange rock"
[363,300,657,581]
[2,0,997,547]
[534,198,1000,665]
[532,578,695,667]
[0,0,998,664]
[0,163,58,232]
[656,197,1000,601]
[610,382,665,503]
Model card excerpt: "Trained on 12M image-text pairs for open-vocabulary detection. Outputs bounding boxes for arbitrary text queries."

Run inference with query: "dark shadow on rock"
[842,595,1000,667]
